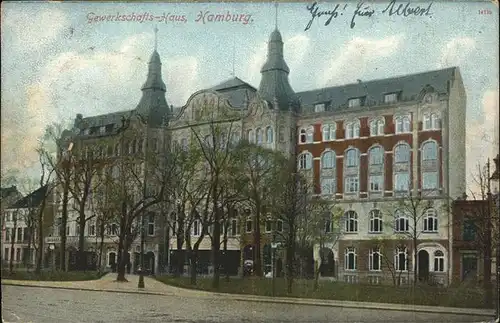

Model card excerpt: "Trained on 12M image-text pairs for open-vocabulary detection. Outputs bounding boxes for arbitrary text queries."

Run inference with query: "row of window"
[313,92,400,113]
[77,138,160,160]
[187,218,285,237]
[2,247,34,262]
[4,227,33,242]
[299,113,441,144]
[337,209,439,234]
[299,141,439,170]
[343,247,445,272]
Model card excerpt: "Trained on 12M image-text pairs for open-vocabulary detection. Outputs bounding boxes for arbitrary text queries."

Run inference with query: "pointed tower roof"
[257,28,299,112]
[136,26,170,126]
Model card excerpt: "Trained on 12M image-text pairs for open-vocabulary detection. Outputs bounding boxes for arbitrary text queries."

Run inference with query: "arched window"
[369,146,384,165]
[345,211,358,232]
[256,128,263,144]
[298,153,313,170]
[321,151,336,169]
[299,129,307,144]
[423,209,438,232]
[433,250,445,272]
[247,129,255,143]
[422,141,438,160]
[395,247,408,271]
[320,178,336,195]
[322,124,336,141]
[423,114,431,130]
[245,217,252,233]
[345,149,359,167]
[266,126,273,143]
[369,247,381,271]
[394,210,409,232]
[369,210,383,233]
[345,247,357,270]
[394,144,410,163]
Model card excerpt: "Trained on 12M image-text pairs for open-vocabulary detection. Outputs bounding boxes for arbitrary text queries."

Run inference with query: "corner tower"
[135,26,170,126]
[257,23,299,112]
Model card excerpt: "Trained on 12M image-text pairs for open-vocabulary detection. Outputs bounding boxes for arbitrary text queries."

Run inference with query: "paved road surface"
[1,285,493,323]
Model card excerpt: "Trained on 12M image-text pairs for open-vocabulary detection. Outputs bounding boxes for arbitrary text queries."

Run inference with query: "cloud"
[439,37,476,68]
[319,35,404,87]
[466,89,499,192]
[2,8,69,52]
[1,32,199,174]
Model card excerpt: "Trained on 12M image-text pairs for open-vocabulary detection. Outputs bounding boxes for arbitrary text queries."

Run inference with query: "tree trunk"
[60,183,70,271]
[189,249,198,285]
[116,233,127,281]
[286,241,294,294]
[212,217,221,289]
[224,234,230,282]
[78,214,86,271]
[9,222,16,274]
[253,208,262,277]
[98,224,105,274]
[313,260,320,291]
[26,227,32,271]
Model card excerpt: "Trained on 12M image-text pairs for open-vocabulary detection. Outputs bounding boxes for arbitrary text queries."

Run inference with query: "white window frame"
[369,174,383,192]
[394,210,409,232]
[321,177,336,195]
[345,247,357,270]
[369,248,382,271]
[345,176,359,193]
[344,211,358,232]
[422,171,439,190]
[422,141,438,160]
[431,113,441,129]
[433,250,445,272]
[369,210,383,233]
[395,116,411,134]
[322,124,336,141]
[256,128,263,145]
[265,219,272,233]
[423,209,438,232]
[395,247,408,271]
[369,146,384,165]
[247,130,255,143]
[345,149,359,167]
[384,93,398,104]
[246,217,252,233]
[394,144,410,163]
[321,151,336,169]
[314,103,325,112]
[298,153,313,170]
[348,98,361,108]
[230,219,239,236]
[193,220,201,236]
[148,214,155,236]
[266,126,273,144]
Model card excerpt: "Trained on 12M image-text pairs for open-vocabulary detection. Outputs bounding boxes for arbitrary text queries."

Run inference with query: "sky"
[1,1,498,192]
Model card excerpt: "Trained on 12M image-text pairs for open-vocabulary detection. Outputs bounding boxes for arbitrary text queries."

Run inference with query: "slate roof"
[210,77,257,108]
[8,185,48,209]
[297,67,458,113]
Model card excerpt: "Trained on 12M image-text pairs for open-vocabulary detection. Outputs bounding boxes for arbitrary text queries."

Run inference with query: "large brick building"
[46,26,467,281]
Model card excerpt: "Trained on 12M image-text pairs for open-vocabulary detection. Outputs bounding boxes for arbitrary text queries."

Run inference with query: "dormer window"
[384,93,398,104]
[348,98,361,108]
[314,103,325,113]
[99,126,106,135]
[83,129,90,135]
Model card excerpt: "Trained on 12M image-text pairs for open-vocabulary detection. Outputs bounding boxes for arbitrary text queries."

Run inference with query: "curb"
[2,281,495,318]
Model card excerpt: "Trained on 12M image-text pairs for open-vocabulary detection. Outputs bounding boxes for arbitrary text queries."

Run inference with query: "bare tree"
[8,208,19,274]
[370,236,409,286]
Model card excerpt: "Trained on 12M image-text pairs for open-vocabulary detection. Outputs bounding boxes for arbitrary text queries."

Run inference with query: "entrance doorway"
[418,250,430,281]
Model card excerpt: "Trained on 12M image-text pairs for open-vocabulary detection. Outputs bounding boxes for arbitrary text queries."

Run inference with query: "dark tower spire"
[136,26,169,125]
[257,6,299,112]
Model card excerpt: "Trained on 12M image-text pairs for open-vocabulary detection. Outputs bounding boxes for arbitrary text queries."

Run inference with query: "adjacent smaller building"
[1,185,52,269]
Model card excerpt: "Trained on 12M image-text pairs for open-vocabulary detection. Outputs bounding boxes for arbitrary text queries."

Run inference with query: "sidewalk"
[2,273,495,318]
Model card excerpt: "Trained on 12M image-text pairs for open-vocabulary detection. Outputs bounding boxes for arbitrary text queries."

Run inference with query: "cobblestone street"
[1,284,493,323]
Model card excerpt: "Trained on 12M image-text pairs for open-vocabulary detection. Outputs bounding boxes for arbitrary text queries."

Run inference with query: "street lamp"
[138,214,145,288]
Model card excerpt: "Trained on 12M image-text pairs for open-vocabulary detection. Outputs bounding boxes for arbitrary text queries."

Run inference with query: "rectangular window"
[4,248,8,261]
[148,214,155,236]
[314,103,325,112]
[321,178,336,194]
[88,224,96,236]
[16,248,21,261]
[345,176,359,193]
[463,219,476,241]
[277,220,283,232]
[434,257,444,272]
[422,172,438,189]
[348,98,361,108]
[265,220,272,233]
[23,227,29,242]
[246,219,252,233]
[16,227,22,242]
[99,126,106,134]
[5,228,10,242]
[231,219,239,236]
[193,220,200,236]
[369,175,383,192]
[394,173,410,191]
[384,93,398,104]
